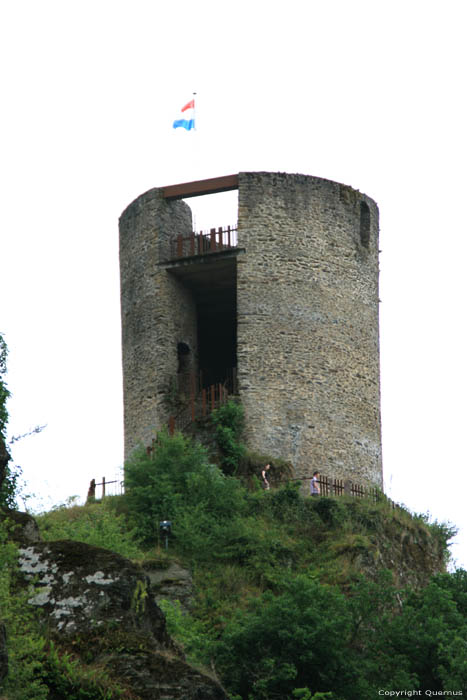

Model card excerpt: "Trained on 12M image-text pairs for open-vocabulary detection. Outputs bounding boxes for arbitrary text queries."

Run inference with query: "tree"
[0,333,13,506]
[213,575,358,700]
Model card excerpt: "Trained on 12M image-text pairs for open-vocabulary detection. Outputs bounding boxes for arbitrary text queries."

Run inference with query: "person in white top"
[310,471,320,497]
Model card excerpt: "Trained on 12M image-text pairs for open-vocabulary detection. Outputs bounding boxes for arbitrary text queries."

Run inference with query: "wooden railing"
[86,477,124,501]
[275,474,395,507]
[169,225,238,260]
[315,475,387,502]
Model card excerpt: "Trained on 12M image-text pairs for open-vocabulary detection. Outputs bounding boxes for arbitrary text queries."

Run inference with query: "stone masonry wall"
[119,188,195,457]
[236,172,382,486]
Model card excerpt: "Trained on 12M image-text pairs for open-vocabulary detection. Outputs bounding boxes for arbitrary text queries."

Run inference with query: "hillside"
[2,423,465,699]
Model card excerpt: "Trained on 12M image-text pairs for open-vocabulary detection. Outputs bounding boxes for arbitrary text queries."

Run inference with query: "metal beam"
[162,174,239,200]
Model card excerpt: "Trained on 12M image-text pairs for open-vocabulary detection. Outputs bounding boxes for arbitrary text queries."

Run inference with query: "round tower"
[236,172,381,487]
[119,172,382,487]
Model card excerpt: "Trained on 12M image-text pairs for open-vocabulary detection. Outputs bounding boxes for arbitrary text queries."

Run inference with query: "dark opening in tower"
[167,254,238,391]
[360,201,371,248]
[197,267,237,388]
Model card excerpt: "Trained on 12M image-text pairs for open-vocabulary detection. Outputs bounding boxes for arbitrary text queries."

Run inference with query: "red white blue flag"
[173,99,195,131]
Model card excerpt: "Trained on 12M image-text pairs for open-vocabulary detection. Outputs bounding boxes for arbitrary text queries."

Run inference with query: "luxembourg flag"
[173,99,195,131]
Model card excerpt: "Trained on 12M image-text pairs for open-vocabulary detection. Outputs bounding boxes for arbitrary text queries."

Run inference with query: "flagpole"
[192,91,198,230]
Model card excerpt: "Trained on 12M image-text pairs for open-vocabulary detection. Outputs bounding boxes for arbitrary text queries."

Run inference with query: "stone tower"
[119,171,382,487]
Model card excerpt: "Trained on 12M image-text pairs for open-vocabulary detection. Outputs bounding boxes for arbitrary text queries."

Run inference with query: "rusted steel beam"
[162,174,239,200]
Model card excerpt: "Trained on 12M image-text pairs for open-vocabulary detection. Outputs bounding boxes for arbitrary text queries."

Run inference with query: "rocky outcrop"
[17,539,228,699]
[143,559,194,612]
[0,508,41,545]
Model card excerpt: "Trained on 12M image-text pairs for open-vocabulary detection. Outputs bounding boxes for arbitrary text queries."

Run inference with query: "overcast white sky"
[1,1,466,568]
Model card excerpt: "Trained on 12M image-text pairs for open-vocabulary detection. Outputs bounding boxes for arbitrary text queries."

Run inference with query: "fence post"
[344,479,351,495]
[102,476,106,498]
[210,228,216,251]
[168,416,175,435]
[86,479,96,503]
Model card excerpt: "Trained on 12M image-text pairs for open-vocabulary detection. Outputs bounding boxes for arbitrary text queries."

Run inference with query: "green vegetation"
[0,334,9,438]
[0,520,48,699]
[2,416,465,699]
[38,496,141,559]
[0,332,15,509]
[211,400,246,474]
[210,400,293,485]
[116,429,465,697]
[0,519,133,699]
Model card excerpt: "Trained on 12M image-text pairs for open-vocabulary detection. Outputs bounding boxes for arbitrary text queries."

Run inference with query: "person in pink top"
[261,463,271,490]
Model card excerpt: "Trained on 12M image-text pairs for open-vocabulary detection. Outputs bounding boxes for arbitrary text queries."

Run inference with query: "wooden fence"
[87,471,395,509]
[86,477,124,502]
[275,474,396,507]
[316,474,392,503]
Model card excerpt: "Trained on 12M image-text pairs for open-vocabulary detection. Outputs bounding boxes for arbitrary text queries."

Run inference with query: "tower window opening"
[359,201,370,248]
[177,342,191,373]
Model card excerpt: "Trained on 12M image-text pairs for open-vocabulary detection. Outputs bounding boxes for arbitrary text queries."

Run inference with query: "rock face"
[18,540,228,699]
[143,560,194,612]
[0,508,42,545]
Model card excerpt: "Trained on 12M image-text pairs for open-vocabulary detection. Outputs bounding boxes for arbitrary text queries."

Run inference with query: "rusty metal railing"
[168,381,229,435]
[169,226,238,260]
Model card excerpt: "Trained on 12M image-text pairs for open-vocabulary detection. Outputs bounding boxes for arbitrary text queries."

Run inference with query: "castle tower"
[119,172,382,487]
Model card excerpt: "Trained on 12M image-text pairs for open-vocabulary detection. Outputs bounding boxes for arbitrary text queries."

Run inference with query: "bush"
[0,520,48,699]
[36,497,141,560]
[211,400,246,475]
[124,430,246,546]
[212,568,467,699]
[212,574,356,700]
[237,450,294,488]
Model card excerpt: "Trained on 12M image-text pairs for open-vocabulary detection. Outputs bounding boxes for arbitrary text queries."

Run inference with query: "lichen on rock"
[16,538,228,699]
